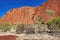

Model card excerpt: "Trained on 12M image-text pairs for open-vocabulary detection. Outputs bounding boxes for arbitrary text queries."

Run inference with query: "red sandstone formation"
[0,35,18,40]
[0,0,60,24]
[35,0,60,21]
[0,7,35,24]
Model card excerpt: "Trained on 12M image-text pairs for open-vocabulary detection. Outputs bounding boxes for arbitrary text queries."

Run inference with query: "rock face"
[35,0,60,21]
[0,7,35,24]
[0,0,60,24]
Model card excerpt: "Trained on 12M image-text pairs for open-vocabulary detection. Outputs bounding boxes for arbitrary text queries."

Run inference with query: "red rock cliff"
[0,7,36,24]
[35,0,60,21]
[0,0,60,24]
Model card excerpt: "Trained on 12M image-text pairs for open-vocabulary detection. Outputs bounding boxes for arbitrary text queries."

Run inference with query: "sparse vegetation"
[35,16,42,24]
[0,16,60,34]
[16,24,25,34]
[0,22,10,32]
[45,9,54,17]
[0,22,18,32]
[47,17,60,32]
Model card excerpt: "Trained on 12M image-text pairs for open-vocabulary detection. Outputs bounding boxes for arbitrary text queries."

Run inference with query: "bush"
[16,24,35,34]
[0,22,10,32]
[16,24,25,34]
[0,22,18,32]
[47,17,60,32]
[45,9,54,17]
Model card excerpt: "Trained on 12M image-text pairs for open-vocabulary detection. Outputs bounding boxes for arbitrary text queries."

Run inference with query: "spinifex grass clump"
[0,22,18,32]
[45,9,54,17]
[0,22,10,32]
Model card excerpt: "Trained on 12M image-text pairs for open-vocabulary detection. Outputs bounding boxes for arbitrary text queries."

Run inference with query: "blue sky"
[0,0,46,18]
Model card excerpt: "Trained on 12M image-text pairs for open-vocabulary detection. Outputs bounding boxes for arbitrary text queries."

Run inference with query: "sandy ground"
[16,33,60,40]
[0,32,60,40]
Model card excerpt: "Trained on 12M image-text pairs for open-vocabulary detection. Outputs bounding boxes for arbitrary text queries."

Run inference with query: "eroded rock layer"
[0,0,60,24]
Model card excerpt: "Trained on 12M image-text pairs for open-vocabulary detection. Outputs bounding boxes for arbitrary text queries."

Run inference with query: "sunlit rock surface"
[0,0,60,24]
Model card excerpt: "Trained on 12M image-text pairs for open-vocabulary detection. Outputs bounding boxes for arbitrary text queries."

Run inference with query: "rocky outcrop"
[35,0,60,21]
[0,7,35,24]
[0,0,60,24]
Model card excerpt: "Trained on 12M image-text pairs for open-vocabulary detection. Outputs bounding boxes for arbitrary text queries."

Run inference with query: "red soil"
[0,35,18,40]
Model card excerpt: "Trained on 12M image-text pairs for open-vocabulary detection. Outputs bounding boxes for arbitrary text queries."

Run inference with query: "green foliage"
[45,9,54,17]
[35,16,42,24]
[47,17,60,25]
[0,22,10,32]
[47,17,60,32]
[0,22,18,32]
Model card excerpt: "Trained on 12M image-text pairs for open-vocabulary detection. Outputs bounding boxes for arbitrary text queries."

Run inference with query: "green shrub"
[0,22,18,32]
[0,22,10,32]
[47,17,60,32]
[45,9,54,17]
[35,16,43,24]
